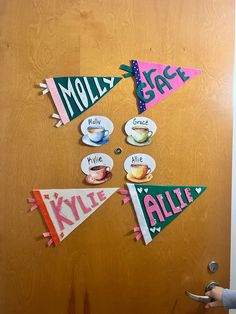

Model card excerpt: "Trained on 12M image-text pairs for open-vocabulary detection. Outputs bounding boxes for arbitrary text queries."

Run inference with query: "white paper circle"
[124,153,156,174]
[81,116,114,135]
[81,153,114,175]
[125,116,157,135]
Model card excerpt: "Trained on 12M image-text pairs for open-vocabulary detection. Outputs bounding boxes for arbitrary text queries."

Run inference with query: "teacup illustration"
[130,164,151,180]
[89,165,111,181]
[131,126,153,143]
[87,126,109,143]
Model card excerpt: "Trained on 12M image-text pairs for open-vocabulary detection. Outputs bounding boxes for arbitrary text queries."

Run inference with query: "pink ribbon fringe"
[133,226,143,241]
[42,232,54,247]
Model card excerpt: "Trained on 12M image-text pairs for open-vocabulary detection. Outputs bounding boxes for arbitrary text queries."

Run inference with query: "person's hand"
[205,286,224,309]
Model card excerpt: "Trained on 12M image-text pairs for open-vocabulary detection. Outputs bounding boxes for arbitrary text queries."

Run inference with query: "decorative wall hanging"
[124,154,156,183]
[80,116,114,146]
[125,116,157,146]
[120,184,207,245]
[81,153,113,185]
[120,61,202,113]
[39,76,122,127]
[28,188,118,246]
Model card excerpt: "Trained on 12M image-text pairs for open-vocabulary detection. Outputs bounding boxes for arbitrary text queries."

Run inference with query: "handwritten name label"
[88,118,101,125]
[131,155,143,163]
[81,153,113,175]
[87,156,103,165]
[132,118,149,126]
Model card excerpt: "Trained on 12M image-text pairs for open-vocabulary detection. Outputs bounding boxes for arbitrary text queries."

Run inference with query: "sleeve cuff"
[223,289,236,309]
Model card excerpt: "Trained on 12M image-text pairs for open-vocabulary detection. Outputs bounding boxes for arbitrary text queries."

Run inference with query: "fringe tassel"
[135,232,143,241]
[27,197,36,203]
[133,226,143,241]
[38,82,49,95]
[122,196,131,204]
[51,113,62,128]
[119,189,129,195]
[47,238,54,247]
[119,64,134,78]
[42,232,54,247]
[119,189,131,204]
[30,204,38,211]
[27,197,38,212]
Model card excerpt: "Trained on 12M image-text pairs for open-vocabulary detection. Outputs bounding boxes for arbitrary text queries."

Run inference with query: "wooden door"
[0,1,234,313]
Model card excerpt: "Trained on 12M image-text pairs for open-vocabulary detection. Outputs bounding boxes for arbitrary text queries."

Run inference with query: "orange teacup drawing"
[130,164,151,180]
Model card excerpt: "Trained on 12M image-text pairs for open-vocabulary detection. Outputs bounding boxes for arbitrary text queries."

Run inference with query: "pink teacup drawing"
[89,165,111,181]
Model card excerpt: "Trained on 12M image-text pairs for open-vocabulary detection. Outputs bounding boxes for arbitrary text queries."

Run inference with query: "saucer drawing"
[126,172,153,183]
[85,171,112,185]
[127,135,152,146]
[82,134,110,147]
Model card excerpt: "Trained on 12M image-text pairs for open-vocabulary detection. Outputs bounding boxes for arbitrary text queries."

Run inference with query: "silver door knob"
[185,281,219,304]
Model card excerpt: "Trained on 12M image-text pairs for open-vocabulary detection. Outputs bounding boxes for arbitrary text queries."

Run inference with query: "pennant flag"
[30,188,118,246]
[39,76,122,127]
[120,60,202,113]
[124,183,207,245]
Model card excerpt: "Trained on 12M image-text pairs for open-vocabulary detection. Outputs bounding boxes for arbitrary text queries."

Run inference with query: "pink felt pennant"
[131,60,202,113]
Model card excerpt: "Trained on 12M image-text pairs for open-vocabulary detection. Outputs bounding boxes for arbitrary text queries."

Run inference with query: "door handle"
[185,281,219,304]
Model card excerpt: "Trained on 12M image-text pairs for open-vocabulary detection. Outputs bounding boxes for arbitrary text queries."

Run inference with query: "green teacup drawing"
[131,126,153,143]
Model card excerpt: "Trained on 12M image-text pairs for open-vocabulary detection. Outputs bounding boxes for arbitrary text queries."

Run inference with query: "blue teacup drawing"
[87,126,109,143]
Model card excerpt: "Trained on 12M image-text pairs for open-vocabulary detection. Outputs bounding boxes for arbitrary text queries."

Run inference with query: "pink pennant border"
[46,78,70,125]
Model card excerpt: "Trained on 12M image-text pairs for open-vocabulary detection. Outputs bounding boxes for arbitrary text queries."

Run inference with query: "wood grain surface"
[0,1,234,313]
